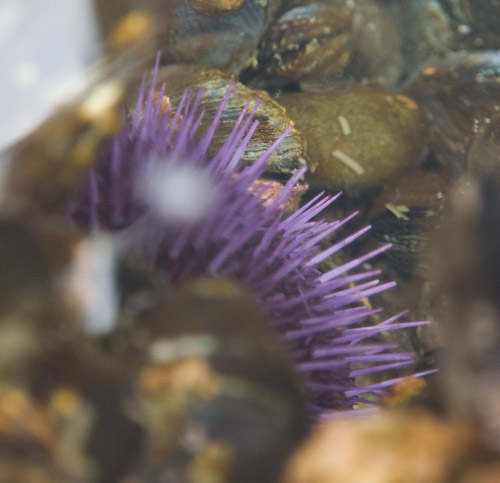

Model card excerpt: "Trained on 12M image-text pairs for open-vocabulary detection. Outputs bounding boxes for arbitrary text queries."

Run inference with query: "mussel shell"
[96,0,283,75]
[467,114,500,186]
[344,0,402,88]
[393,0,456,80]
[366,166,448,283]
[440,0,500,48]
[396,0,500,81]
[252,2,355,84]
[371,206,441,281]
[155,64,309,175]
[407,51,500,175]
[278,84,427,189]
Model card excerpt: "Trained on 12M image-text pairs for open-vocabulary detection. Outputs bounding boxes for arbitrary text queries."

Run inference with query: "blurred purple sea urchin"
[69,60,430,417]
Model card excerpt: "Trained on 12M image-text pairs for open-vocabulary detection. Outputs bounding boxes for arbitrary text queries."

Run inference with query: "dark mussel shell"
[407,51,500,175]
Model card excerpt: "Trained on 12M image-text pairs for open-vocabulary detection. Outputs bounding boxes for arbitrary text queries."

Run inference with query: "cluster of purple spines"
[69,61,430,417]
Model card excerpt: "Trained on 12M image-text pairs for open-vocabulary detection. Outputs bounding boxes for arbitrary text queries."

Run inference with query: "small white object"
[65,234,119,335]
[332,149,365,176]
[149,335,219,363]
[338,115,351,136]
[138,160,217,223]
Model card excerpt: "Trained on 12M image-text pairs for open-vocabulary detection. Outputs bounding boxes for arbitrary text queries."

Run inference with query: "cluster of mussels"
[3,0,500,482]
[97,0,500,357]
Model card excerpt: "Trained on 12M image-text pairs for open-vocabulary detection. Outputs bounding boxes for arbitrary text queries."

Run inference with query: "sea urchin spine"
[69,58,431,417]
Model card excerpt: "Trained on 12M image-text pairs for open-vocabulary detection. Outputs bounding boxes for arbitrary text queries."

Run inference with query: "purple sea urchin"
[69,60,430,416]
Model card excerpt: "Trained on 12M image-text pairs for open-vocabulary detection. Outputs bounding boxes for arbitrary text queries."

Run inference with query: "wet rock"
[278,84,427,190]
